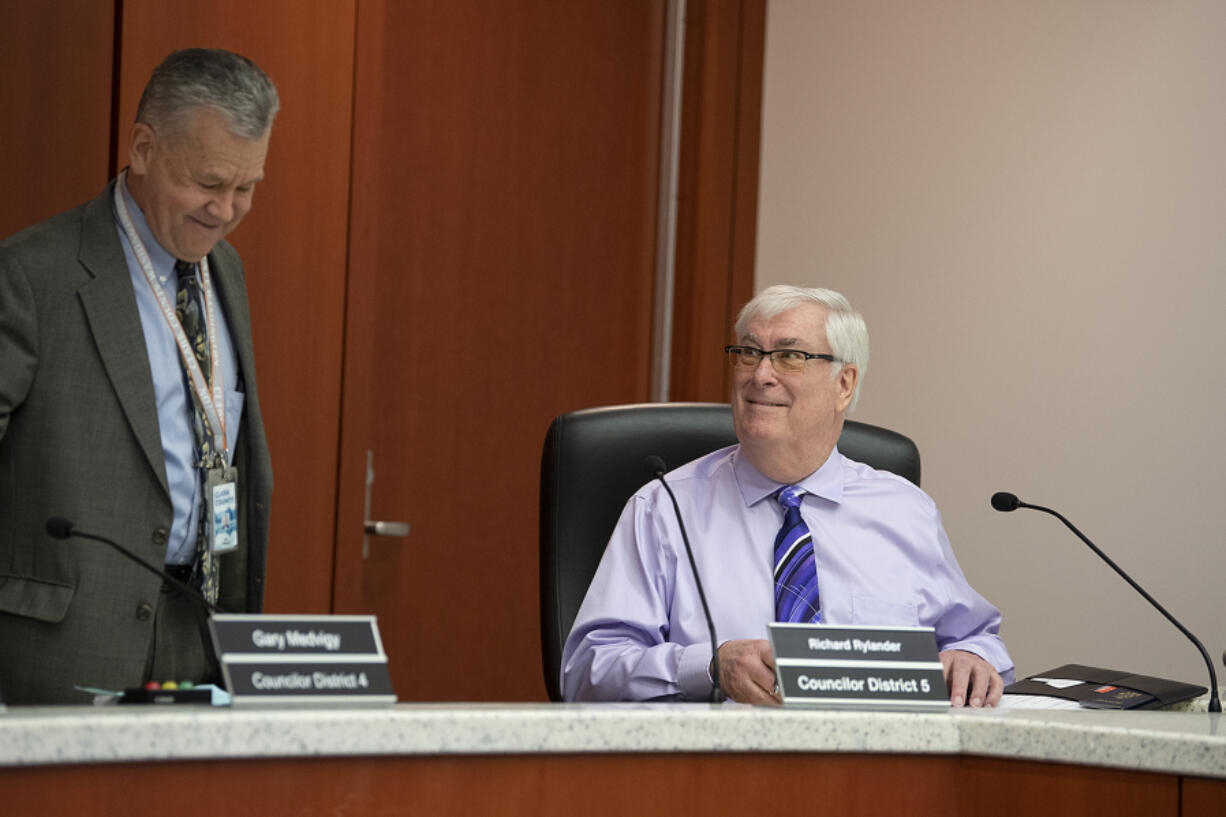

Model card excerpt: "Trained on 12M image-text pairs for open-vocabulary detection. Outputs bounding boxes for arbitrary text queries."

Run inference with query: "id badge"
[205,465,240,555]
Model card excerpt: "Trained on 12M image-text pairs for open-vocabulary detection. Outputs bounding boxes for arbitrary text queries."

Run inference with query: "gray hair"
[734,285,870,412]
[136,48,279,141]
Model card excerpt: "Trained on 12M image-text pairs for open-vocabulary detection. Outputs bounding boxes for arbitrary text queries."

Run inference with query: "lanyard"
[114,171,228,464]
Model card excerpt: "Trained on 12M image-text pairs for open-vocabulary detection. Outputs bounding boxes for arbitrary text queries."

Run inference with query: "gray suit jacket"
[0,181,273,704]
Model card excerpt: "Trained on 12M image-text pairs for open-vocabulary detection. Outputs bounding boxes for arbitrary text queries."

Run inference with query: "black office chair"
[538,401,921,701]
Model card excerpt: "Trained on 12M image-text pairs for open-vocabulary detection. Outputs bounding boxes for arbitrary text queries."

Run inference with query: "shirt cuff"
[677,641,716,700]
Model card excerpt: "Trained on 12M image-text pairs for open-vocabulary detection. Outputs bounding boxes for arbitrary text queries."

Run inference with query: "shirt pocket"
[851,595,919,627]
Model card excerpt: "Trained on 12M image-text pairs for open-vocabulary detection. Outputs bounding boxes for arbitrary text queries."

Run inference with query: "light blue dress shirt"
[562,444,1014,701]
[114,185,244,565]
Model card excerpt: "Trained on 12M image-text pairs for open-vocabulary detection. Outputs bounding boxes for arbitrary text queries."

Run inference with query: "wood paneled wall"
[671,0,763,401]
[0,1,115,237]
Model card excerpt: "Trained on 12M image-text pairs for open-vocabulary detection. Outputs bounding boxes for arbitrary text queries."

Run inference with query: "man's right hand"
[713,639,781,705]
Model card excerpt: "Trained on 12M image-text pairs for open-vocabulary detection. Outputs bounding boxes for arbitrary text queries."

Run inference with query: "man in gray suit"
[0,49,277,704]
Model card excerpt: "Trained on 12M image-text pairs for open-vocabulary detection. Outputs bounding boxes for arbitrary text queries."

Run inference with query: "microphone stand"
[992,494,1221,713]
[47,518,226,694]
[645,457,722,702]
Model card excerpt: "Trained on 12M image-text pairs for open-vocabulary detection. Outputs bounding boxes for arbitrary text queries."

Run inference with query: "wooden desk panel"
[959,756,1176,816]
[1182,776,1226,817]
[4,753,1177,817]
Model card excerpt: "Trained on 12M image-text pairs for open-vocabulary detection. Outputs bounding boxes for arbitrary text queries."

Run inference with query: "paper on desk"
[997,694,1081,710]
[995,676,1085,710]
[1029,677,1083,690]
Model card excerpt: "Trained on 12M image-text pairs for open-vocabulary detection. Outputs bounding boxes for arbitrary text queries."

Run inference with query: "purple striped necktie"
[773,485,822,623]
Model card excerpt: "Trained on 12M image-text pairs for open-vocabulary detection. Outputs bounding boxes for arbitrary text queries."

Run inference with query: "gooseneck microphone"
[644,456,722,702]
[990,492,1221,712]
[46,517,220,615]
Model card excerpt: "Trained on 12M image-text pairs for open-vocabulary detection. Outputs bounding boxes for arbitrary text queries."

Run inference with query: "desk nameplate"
[770,622,947,710]
[211,614,396,706]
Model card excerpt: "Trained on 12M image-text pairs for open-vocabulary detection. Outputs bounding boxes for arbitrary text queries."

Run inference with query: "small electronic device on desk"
[120,681,213,705]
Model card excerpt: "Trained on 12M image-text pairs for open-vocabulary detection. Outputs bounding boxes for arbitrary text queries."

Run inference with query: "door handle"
[364,520,410,537]
[363,449,410,558]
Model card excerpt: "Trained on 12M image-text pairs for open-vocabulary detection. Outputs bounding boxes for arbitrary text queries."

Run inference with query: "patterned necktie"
[174,260,218,604]
[773,485,822,623]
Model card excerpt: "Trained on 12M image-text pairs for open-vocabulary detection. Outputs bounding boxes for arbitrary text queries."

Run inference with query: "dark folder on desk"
[1006,664,1205,709]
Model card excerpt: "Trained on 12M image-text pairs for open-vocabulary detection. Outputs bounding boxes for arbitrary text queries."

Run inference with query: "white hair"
[734,285,869,412]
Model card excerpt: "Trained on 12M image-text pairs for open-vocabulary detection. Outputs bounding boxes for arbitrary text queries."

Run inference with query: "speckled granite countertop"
[2,702,1223,778]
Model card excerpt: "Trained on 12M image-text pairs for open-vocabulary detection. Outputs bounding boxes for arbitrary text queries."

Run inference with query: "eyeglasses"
[724,345,839,373]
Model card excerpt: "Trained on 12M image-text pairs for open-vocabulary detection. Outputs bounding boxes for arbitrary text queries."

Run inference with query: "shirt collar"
[733,444,846,507]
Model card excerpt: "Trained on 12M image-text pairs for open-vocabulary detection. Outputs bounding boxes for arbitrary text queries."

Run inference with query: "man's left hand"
[939,649,1003,708]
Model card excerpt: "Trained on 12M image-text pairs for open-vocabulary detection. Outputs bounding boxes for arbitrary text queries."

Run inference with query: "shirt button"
[153,528,169,546]
[136,602,154,621]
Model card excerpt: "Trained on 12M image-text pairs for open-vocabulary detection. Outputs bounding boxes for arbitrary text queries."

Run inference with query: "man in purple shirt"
[561,285,1013,706]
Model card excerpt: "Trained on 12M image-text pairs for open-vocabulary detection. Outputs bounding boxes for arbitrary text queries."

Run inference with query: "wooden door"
[334,0,666,701]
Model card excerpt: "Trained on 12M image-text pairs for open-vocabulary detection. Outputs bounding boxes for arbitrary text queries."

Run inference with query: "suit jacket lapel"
[209,251,257,394]
[206,246,273,612]
[76,181,170,498]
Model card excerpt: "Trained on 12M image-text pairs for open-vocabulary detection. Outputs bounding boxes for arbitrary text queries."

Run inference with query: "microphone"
[644,456,722,702]
[45,517,220,615]
[990,492,1221,712]
[990,492,1019,512]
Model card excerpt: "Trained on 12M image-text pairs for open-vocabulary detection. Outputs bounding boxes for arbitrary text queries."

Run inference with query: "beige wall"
[757,0,1226,687]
